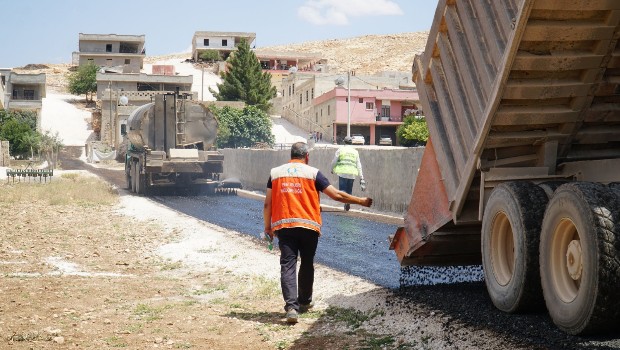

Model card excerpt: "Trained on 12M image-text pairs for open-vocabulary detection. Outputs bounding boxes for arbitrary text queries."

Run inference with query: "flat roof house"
[0,69,46,130]
[192,31,256,62]
[73,33,145,73]
[281,72,418,145]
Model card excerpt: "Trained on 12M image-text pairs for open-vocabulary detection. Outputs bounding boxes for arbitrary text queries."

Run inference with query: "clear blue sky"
[2,0,439,68]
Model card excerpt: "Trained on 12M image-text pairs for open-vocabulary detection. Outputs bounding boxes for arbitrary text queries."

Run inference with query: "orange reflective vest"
[270,159,322,234]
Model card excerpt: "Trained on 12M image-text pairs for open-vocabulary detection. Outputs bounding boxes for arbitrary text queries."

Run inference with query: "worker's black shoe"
[344,204,350,211]
[299,301,314,313]
[285,308,298,324]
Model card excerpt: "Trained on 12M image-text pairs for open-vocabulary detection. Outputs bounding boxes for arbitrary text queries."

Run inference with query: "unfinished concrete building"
[73,33,145,73]
[192,31,256,62]
[0,69,46,130]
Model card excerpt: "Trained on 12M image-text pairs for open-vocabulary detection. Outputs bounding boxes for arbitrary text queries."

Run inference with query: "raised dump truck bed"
[392,0,620,335]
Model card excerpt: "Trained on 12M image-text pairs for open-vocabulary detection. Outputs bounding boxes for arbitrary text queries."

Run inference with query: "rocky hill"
[261,31,429,75]
[147,31,429,75]
[15,31,429,93]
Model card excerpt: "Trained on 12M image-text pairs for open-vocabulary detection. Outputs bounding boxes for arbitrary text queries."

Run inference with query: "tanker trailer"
[390,0,620,335]
[125,92,238,194]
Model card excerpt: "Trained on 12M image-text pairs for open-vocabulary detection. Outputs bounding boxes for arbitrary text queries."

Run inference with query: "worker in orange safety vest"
[263,142,372,324]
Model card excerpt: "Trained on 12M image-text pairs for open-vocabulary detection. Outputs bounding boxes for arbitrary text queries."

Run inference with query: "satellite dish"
[288,66,298,73]
[334,76,345,86]
[99,68,105,74]
[119,95,129,106]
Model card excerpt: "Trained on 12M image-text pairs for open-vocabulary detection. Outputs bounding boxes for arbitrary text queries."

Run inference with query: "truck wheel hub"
[566,239,583,281]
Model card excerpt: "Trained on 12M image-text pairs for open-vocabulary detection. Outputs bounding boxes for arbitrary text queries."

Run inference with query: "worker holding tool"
[263,142,372,324]
[331,136,366,211]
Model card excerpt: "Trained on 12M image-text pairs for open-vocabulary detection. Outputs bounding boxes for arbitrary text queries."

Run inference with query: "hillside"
[261,31,429,75]
[14,31,429,93]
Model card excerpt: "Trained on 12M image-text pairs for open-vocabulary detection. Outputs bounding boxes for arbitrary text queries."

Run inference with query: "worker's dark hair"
[291,142,309,159]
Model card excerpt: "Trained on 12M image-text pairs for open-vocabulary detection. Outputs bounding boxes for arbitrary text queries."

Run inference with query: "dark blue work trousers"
[277,227,319,312]
[338,176,354,195]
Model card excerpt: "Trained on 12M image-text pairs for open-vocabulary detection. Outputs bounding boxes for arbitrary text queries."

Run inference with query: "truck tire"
[482,181,547,313]
[131,161,138,193]
[540,182,620,335]
[125,162,132,191]
[537,181,566,199]
[134,162,145,195]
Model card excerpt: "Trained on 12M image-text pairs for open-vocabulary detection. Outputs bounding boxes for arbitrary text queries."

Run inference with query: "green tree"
[39,131,63,168]
[210,39,276,112]
[68,62,98,102]
[212,105,274,148]
[0,110,38,156]
[21,131,41,160]
[397,115,429,147]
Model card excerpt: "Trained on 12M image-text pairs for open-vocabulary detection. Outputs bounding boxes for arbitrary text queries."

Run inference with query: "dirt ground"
[0,172,429,350]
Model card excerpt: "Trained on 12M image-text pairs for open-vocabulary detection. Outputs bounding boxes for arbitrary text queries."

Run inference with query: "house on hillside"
[192,31,256,62]
[254,49,325,91]
[73,33,145,73]
[0,69,46,130]
[96,67,194,149]
[281,72,418,145]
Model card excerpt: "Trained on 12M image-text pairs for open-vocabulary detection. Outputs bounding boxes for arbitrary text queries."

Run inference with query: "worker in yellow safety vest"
[331,136,366,211]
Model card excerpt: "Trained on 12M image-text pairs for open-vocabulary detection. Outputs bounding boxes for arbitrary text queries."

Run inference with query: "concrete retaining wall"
[0,141,9,166]
[221,146,424,214]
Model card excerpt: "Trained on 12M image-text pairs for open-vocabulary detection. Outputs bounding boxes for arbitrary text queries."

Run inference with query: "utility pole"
[347,71,351,138]
[201,65,204,101]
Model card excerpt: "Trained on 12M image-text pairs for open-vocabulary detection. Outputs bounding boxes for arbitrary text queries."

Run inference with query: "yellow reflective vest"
[333,146,359,176]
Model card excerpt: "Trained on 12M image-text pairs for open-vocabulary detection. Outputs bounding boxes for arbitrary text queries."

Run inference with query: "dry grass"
[0,172,117,206]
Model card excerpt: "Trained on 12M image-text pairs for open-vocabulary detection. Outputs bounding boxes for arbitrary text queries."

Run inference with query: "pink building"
[313,87,420,145]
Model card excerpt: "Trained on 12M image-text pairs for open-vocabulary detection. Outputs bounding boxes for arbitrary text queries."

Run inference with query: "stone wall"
[0,141,9,166]
[221,146,424,214]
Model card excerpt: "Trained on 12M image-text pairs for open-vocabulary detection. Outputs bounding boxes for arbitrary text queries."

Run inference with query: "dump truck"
[390,0,620,335]
[125,92,239,194]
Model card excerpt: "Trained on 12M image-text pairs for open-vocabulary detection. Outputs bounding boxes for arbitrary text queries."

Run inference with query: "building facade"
[73,33,145,73]
[0,69,46,130]
[281,72,418,145]
[192,31,256,62]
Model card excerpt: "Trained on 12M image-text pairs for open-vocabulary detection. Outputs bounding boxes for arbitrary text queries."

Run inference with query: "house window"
[311,88,314,99]
[24,90,35,100]
[366,102,374,110]
[106,44,112,52]
[87,58,94,64]
[125,59,131,65]
[288,86,291,96]
[299,94,302,104]
[327,105,330,115]
[320,109,323,116]
[106,58,113,66]
[222,39,228,46]
[12,89,17,99]
[204,39,209,46]
[359,98,363,103]
[306,91,308,102]
[382,105,391,117]
[345,97,348,102]
[292,83,295,94]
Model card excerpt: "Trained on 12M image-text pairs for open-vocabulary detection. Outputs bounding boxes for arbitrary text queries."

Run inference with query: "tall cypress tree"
[210,39,276,112]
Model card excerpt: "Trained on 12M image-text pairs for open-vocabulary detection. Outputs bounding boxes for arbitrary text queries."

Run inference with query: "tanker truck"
[125,92,239,194]
[390,0,620,335]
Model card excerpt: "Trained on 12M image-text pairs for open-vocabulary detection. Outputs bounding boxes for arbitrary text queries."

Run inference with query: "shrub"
[397,115,429,147]
[199,50,221,62]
